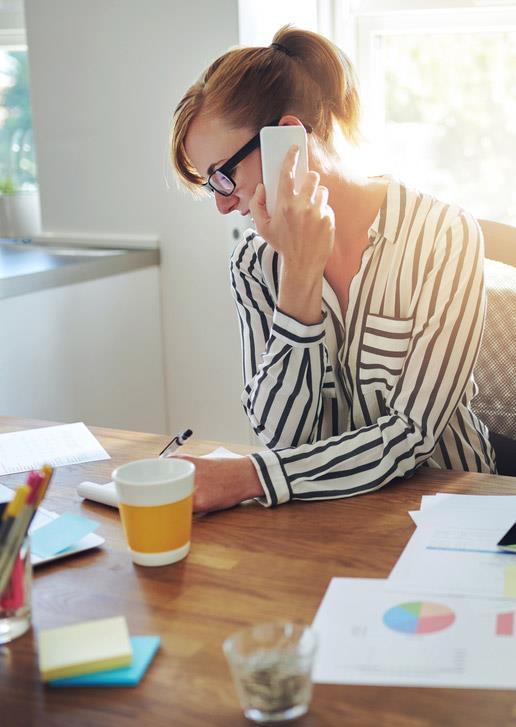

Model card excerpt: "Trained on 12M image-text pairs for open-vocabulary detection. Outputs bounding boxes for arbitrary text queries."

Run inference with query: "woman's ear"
[278,114,304,127]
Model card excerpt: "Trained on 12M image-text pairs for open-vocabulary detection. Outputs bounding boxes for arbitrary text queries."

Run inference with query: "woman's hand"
[172,454,264,513]
[250,146,335,324]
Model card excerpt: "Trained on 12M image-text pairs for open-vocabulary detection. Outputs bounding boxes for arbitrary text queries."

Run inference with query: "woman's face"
[185,112,262,216]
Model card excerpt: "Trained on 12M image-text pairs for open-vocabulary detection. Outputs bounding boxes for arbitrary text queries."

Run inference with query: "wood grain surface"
[1,417,516,727]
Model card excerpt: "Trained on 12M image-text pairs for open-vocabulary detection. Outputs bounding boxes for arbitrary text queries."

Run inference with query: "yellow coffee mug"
[112,458,195,566]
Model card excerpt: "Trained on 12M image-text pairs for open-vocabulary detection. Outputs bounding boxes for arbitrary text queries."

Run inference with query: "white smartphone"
[259,125,309,217]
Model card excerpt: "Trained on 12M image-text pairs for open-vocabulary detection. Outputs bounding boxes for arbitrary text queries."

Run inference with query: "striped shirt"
[230,178,496,507]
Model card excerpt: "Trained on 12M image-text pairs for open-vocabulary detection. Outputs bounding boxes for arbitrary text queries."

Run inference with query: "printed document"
[313,578,516,689]
[389,494,516,600]
[0,422,110,475]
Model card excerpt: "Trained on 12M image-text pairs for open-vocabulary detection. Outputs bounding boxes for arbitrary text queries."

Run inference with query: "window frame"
[332,4,516,134]
[0,29,26,50]
[325,1,516,222]
[0,32,37,192]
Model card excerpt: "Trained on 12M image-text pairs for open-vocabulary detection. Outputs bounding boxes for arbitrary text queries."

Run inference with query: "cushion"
[472,259,516,440]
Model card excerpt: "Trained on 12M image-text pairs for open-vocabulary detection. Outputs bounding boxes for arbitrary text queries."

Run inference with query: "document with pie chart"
[312,578,516,688]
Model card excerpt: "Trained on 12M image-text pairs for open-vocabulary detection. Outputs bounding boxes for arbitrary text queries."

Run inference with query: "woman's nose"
[215,191,237,215]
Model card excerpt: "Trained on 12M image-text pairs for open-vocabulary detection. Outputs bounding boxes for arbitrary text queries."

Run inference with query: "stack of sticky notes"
[37,616,160,687]
[30,512,103,564]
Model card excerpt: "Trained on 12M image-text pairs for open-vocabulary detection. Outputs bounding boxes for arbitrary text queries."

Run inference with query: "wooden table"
[1,417,516,727]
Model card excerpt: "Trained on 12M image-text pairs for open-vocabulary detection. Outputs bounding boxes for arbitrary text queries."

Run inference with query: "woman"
[170,26,496,512]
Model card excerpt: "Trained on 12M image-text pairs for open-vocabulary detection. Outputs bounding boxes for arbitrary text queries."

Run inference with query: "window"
[333,2,516,225]
[0,32,37,192]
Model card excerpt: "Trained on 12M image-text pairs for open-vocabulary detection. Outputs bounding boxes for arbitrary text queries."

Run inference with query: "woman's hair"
[171,25,360,195]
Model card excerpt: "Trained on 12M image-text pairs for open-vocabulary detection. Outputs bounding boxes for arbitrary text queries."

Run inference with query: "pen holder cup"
[0,536,32,644]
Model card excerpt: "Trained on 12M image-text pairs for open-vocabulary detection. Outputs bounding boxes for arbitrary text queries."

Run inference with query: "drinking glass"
[223,621,317,723]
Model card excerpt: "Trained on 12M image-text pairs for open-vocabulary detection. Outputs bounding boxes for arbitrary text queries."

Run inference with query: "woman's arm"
[231,237,330,449]
[250,146,335,326]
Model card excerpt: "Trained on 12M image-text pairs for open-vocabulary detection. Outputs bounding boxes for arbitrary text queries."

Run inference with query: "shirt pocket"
[359,314,413,392]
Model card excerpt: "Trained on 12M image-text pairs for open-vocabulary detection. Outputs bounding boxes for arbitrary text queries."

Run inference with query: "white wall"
[238,0,319,44]
[1,267,167,432]
[23,0,249,441]
[0,0,24,33]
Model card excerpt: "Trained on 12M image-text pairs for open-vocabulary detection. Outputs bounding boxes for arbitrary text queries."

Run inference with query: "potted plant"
[0,176,41,239]
[0,51,41,239]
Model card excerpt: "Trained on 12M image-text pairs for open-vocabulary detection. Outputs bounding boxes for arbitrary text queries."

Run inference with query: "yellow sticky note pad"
[38,616,132,682]
[504,566,516,598]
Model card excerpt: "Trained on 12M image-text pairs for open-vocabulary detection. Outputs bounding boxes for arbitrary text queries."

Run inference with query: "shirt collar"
[367,177,399,245]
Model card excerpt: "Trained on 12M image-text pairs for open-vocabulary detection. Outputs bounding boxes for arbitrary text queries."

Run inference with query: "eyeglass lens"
[210,170,235,196]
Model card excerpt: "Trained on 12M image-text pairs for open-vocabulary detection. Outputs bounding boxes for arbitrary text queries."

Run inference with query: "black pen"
[159,428,193,458]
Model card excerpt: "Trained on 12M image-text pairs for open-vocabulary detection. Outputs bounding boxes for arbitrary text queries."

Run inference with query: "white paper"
[415,494,516,523]
[201,447,243,459]
[77,481,119,508]
[313,578,516,688]
[0,422,110,475]
[389,542,516,601]
[0,483,14,502]
[408,493,516,526]
[390,495,516,600]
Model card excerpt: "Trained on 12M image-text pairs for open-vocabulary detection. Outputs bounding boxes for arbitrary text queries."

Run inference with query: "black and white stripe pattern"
[230,179,496,507]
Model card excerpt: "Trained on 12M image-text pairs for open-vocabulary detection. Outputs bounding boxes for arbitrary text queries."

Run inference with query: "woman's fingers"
[262,149,334,271]
[314,184,329,209]
[298,171,320,203]
[313,185,335,235]
[276,145,299,200]
[324,200,336,231]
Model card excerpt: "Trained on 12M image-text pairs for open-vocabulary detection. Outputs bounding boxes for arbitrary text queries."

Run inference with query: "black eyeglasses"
[203,119,279,197]
[203,120,312,197]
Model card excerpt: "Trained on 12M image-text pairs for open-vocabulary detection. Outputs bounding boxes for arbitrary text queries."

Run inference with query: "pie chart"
[383,601,455,635]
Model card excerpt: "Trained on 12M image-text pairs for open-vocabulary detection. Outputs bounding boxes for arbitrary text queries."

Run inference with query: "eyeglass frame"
[202,119,312,197]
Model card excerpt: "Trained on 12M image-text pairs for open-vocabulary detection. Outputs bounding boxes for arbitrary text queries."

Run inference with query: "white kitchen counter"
[0,238,160,299]
[0,238,167,434]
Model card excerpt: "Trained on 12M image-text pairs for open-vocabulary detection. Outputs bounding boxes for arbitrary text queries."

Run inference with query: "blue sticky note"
[49,636,160,687]
[30,512,99,558]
